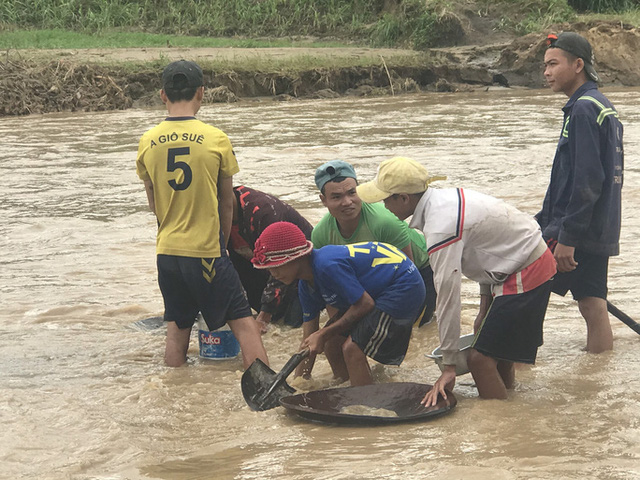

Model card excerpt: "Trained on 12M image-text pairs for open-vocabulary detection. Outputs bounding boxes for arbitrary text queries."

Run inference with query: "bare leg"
[228,316,269,370]
[342,337,372,386]
[467,349,508,399]
[497,360,515,389]
[324,335,349,382]
[578,296,613,353]
[165,321,191,367]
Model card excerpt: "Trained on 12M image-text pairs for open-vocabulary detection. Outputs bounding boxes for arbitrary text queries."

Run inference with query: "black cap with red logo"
[547,32,600,82]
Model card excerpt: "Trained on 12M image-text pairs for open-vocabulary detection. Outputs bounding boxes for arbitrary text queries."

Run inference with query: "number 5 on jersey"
[167,147,192,191]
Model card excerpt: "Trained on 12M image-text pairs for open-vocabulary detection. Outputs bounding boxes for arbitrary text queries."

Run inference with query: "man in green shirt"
[296,160,436,380]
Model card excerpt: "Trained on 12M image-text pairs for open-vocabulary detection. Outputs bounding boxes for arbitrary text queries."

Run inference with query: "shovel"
[128,316,165,333]
[241,349,310,411]
[607,301,640,335]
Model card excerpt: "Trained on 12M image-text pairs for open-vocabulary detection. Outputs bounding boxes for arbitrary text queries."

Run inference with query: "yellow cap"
[356,157,446,203]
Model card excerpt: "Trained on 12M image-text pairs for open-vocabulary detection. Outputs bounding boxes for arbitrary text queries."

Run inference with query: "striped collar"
[164,116,197,121]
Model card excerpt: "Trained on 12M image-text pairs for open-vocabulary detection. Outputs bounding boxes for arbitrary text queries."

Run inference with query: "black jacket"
[537,82,623,256]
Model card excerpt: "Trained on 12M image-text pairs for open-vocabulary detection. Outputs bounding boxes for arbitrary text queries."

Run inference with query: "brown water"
[1,88,639,480]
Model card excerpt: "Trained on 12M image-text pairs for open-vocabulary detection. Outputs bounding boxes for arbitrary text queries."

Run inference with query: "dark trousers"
[229,249,303,327]
[419,265,437,327]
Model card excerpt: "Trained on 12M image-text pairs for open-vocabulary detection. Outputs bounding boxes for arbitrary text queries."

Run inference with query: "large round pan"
[279,382,456,425]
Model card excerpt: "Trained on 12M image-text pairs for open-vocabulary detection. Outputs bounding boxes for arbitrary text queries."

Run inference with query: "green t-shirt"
[406,227,430,270]
[312,202,430,269]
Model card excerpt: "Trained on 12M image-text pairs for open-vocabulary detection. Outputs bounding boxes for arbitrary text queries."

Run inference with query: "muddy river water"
[1,88,639,480]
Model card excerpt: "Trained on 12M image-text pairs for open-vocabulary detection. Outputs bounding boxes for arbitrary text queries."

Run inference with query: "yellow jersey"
[136,117,239,258]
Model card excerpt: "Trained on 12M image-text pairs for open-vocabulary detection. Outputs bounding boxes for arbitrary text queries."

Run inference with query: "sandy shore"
[16,46,424,65]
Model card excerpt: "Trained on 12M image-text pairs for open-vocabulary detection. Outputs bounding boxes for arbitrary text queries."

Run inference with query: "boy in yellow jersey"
[136,60,268,369]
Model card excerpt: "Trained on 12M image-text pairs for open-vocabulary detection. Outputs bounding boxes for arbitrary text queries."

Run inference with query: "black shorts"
[473,280,553,364]
[551,250,609,300]
[229,249,269,312]
[157,254,252,330]
[348,308,413,366]
[229,249,303,327]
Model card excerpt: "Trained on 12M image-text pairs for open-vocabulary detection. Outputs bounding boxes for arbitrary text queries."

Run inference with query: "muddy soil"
[497,20,640,88]
[1,21,639,116]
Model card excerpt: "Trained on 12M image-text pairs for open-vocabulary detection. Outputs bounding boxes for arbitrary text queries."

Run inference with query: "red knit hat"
[251,222,313,269]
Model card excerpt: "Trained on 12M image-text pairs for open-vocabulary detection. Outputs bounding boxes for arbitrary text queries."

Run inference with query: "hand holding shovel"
[241,349,310,411]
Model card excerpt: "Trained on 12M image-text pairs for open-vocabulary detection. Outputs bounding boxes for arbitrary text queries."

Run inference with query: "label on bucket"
[198,326,240,360]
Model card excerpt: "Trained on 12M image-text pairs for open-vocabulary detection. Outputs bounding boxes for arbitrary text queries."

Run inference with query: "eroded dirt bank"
[1,21,639,116]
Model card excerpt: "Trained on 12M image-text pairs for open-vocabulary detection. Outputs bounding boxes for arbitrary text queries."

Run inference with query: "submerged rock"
[311,88,340,99]
[204,85,238,103]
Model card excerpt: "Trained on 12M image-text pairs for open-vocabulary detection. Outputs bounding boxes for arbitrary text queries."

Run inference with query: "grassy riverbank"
[1,0,638,51]
[1,0,463,49]
[1,1,638,116]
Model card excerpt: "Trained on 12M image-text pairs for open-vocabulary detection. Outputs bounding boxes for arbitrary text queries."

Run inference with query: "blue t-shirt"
[299,242,426,322]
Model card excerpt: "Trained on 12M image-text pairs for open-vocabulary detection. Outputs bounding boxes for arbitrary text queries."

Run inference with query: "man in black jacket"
[229,185,313,332]
[539,32,623,353]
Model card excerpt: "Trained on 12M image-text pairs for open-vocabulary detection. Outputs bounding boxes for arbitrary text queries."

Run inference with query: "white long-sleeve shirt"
[409,188,547,365]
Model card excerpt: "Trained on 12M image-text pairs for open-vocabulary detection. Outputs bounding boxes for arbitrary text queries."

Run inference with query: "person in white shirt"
[357,157,556,405]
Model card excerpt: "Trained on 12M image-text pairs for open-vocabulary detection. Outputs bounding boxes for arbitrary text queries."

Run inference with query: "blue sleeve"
[299,279,325,322]
[559,107,605,245]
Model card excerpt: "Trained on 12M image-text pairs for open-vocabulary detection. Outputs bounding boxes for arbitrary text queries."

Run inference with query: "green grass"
[0,0,468,49]
[47,48,431,75]
[0,29,354,49]
[0,28,430,74]
[0,0,638,51]
[577,8,640,26]
[476,0,575,34]
[477,0,638,33]
[0,0,378,37]
[569,0,637,12]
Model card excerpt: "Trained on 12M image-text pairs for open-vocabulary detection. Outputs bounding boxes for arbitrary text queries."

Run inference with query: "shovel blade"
[241,358,295,411]
[129,316,165,333]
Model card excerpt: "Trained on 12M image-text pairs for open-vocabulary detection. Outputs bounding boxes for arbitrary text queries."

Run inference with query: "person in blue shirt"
[251,221,426,386]
[540,32,623,353]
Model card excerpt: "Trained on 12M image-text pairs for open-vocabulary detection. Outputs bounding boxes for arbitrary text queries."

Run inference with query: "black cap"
[162,60,204,89]
[547,32,599,82]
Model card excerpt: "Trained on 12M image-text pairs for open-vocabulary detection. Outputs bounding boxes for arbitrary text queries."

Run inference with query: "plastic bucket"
[197,316,240,360]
